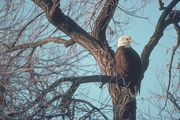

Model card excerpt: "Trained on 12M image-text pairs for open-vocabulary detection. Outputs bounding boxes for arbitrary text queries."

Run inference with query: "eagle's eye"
[126,38,129,40]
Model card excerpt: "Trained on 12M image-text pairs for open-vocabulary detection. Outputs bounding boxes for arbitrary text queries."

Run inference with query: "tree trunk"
[33,0,137,119]
[92,48,137,120]
[108,84,136,119]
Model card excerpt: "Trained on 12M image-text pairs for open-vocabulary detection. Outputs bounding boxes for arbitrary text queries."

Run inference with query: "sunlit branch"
[0,37,75,54]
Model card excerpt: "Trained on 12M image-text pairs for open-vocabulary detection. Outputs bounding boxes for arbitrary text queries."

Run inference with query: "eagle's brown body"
[115,46,141,95]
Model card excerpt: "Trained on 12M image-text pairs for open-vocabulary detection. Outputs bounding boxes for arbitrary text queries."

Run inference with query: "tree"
[0,0,179,119]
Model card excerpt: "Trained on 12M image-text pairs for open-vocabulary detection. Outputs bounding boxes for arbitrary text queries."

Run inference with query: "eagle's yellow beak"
[128,38,134,43]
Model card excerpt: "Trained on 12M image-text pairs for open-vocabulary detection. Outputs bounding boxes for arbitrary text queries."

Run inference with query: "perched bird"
[115,35,141,96]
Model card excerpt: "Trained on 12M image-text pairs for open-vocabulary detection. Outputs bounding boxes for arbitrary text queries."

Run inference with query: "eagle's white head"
[118,35,134,48]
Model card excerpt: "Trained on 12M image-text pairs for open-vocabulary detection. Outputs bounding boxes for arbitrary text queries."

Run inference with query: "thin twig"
[0,42,9,49]
[158,0,165,10]
[12,12,44,47]
[158,23,180,115]
[6,75,122,117]
[167,92,180,112]
[1,37,75,55]
[72,98,109,120]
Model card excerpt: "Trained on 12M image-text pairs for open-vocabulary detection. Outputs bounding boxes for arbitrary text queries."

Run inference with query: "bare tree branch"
[167,92,180,112]
[73,98,109,120]
[0,42,9,49]
[6,75,122,117]
[32,0,103,52]
[158,0,165,10]
[11,12,44,47]
[59,81,80,114]
[159,23,180,115]
[141,0,179,76]
[1,37,75,54]
[92,0,119,42]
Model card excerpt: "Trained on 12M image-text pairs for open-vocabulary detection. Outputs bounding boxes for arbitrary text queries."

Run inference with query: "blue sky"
[82,0,180,119]
[1,0,179,119]
[45,0,180,119]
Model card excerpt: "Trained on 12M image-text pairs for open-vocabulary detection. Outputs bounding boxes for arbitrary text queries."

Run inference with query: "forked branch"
[92,0,119,42]
[141,0,180,76]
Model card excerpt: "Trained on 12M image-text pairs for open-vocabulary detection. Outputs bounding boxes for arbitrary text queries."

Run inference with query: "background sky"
[1,0,179,119]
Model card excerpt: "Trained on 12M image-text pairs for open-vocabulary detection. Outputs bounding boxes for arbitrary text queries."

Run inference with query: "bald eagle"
[115,35,141,96]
